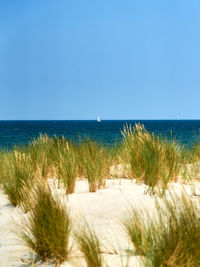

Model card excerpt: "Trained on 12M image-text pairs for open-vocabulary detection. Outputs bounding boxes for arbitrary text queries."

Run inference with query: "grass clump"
[58,146,77,194]
[189,142,200,161]
[81,139,109,192]
[122,124,182,194]
[1,150,33,210]
[74,221,104,267]
[123,192,200,267]
[183,142,200,181]
[28,134,60,180]
[19,183,72,266]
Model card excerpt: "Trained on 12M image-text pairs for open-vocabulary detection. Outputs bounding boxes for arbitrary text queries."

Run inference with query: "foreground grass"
[123,192,200,267]
[15,186,200,267]
[74,220,104,267]
[19,183,72,266]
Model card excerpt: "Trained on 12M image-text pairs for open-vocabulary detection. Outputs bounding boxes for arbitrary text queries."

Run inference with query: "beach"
[1,124,200,266]
[0,177,200,266]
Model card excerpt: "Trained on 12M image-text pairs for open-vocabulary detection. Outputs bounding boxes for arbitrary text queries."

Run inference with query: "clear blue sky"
[0,0,200,120]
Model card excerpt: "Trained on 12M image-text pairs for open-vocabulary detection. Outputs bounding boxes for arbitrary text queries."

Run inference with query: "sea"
[0,120,200,150]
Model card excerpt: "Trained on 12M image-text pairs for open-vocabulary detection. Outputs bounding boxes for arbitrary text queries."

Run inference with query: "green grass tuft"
[81,139,109,192]
[74,220,104,267]
[19,183,72,266]
[123,192,200,267]
[122,123,182,194]
[1,150,33,210]
[58,146,77,194]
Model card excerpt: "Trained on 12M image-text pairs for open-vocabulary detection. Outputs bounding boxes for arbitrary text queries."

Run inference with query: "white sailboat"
[97,116,101,122]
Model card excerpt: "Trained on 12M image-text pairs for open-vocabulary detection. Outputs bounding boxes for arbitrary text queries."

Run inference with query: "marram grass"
[80,139,109,192]
[57,146,77,194]
[19,183,72,266]
[121,124,183,194]
[0,125,199,266]
[1,150,34,211]
[123,192,200,267]
[74,220,104,267]
[0,123,198,204]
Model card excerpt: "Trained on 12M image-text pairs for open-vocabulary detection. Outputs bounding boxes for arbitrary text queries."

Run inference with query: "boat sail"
[97,116,101,122]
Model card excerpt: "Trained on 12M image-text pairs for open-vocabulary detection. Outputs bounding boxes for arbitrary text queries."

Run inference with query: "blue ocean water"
[0,120,200,150]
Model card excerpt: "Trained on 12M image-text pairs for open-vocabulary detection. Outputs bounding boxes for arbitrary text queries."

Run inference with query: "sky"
[0,0,200,120]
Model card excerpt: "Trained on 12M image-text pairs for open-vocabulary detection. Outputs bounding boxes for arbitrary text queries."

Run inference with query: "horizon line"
[0,119,200,121]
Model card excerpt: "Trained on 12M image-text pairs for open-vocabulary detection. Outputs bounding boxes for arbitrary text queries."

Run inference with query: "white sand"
[1,178,200,267]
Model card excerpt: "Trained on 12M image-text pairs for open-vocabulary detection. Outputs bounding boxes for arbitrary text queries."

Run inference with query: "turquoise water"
[0,120,200,150]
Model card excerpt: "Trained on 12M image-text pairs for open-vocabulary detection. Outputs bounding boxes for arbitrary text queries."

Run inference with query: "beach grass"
[123,192,200,267]
[28,134,61,179]
[74,220,104,267]
[0,123,198,201]
[1,124,200,266]
[57,145,77,194]
[80,139,109,192]
[19,183,72,266]
[1,150,34,210]
[121,124,182,194]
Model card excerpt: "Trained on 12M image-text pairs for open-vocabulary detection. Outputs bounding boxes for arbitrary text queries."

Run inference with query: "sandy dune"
[1,178,200,267]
